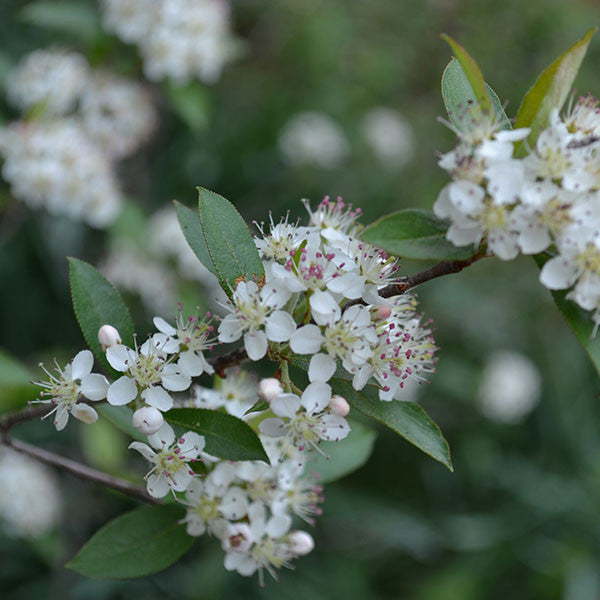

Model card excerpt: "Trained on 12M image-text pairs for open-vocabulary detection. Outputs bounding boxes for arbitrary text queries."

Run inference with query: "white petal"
[352,365,373,390]
[259,418,287,438]
[146,473,171,498]
[244,330,268,361]
[220,488,248,521]
[178,350,205,377]
[71,350,94,380]
[266,514,292,538]
[71,403,98,424]
[301,381,331,413]
[161,365,191,391]
[54,406,69,431]
[171,468,193,492]
[179,431,205,457]
[318,414,351,442]
[539,256,579,290]
[185,513,207,537]
[80,373,109,401]
[106,344,135,372]
[107,376,138,406]
[142,386,173,411]
[289,324,323,354]
[519,226,552,254]
[265,310,297,342]
[218,316,243,343]
[326,272,365,299]
[308,353,336,382]
[310,290,340,325]
[153,316,176,336]
[271,394,302,419]
[128,441,157,462]
[448,180,485,214]
[148,422,176,449]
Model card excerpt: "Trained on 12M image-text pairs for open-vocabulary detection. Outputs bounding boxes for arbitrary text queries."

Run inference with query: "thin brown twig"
[0,405,157,504]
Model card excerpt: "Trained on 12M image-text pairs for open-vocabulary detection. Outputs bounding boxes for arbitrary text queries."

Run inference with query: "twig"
[208,347,250,376]
[0,405,157,504]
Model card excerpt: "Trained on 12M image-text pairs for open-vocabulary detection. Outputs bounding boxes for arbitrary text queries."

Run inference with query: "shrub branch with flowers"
[3,28,600,585]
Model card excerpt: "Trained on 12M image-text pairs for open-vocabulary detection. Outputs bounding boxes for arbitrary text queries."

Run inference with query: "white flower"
[478,351,541,423]
[218,280,293,360]
[254,212,305,263]
[184,475,248,536]
[361,107,415,168]
[33,350,108,431]
[106,336,191,410]
[153,308,216,377]
[129,423,204,497]
[98,324,121,350]
[259,382,351,455]
[278,113,349,169]
[223,501,293,582]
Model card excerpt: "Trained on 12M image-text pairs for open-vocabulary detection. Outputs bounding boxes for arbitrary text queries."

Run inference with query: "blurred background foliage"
[2,0,600,598]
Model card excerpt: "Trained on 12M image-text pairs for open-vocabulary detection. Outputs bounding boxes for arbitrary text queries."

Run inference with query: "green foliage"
[514,27,597,152]
[174,200,217,277]
[305,420,377,483]
[440,34,492,114]
[97,404,145,443]
[165,407,270,462]
[0,348,36,412]
[441,58,509,130]
[67,504,194,579]
[361,209,474,260]
[164,81,211,132]
[68,258,135,374]
[196,188,265,296]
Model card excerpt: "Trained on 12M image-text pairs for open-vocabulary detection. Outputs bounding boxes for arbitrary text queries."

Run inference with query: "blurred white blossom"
[278,112,349,169]
[361,107,415,168]
[101,0,235,84]
[0,448,61,538]
[478,350,541,423]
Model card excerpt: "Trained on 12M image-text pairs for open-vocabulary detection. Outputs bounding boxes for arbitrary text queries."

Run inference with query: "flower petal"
[146,473,171,498]
[106,344,135,372]
[71,350,94,380]
[107,376,138,406]
[308,353,336,382]
[258,418,287,438]
[142,386,173,412]
[71,403,98,425]
[539,256,579,290]
[128,441,157,462]
[301,382,331,413]
[80,373,109,401]
[271,393,302,419]
[289,324,323,354]
[153,316,176,336]
[265,310,297,342]
[244,330,268,361]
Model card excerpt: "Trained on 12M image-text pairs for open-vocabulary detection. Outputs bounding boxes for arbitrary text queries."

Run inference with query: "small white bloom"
[258,378,283,403]
[287,530,315,556]
[98,324,121,350]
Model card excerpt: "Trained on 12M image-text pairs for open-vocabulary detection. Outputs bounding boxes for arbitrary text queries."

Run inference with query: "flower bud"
[98,325,121,350]
[329,394,350,417]
[258,378,283,403]
[132,406,164,435]
[287,530,314,556]
[371,303,392,321]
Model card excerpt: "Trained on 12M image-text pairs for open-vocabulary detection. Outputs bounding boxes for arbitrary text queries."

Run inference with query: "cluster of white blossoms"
[0,48,156,227]
[32,198,438,581]
[435,96,600,331]
[100,0,235,84]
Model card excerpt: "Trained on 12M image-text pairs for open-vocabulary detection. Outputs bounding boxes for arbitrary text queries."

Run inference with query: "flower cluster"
[220,197,438,400]
[0,48,156,227]
[435,96,600,331]
[100,0,235,84]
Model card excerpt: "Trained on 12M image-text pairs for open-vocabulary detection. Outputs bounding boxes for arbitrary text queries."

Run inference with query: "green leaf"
[243,398,270,416]
[165,408,269,462]
[534,255,600,377]
[361,208,474,260]
[68,258,135,373]
[174,201,216,277]
[514,28,597,153]
[20,1,102,44]
[305,420,377,483]
[289,356,452,470]
[440,34,491,113]
[67,504,194,579]
[164,81,211,132]
[197,188,264,295]
[333,379,453,471]
[441,58,510,130]
[0,349,37,412]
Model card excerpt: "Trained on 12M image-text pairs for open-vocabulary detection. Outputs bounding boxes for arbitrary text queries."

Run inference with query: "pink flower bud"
[98,325,121,350]
[373,304,392,320]
[258,378,283,403]
[329,394,350,417]
[132,406,164,435]
[287,530,314,556]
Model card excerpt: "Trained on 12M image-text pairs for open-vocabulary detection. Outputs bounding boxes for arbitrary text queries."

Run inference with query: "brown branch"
[0,405,157,504]
[208,347,250,376]
[343,253,487,310]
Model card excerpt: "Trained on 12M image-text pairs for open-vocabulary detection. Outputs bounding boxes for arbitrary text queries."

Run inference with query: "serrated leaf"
[305,420,377,483]
[165,408,269,462]
[67,504,194,579]
[534,255,600,377]
[290,356,452,470]
[197,188,264,295]
[441,58,509,130]
[174,200,216,277]
[97,404,145,443]
[440,34,491,114]
[514,28,597,153]
[164,81,211,132]
[20,1,102,44]
[68,258,134,373]
[244,398,270,416]
[361,208,474,260]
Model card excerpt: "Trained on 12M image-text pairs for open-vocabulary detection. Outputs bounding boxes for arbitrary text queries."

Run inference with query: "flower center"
[246,478,276,503]
[481,202,508,231]
[191,494,221,523]
[128,353,163,387]
[156,448,186,478]
[577,243,600,275]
